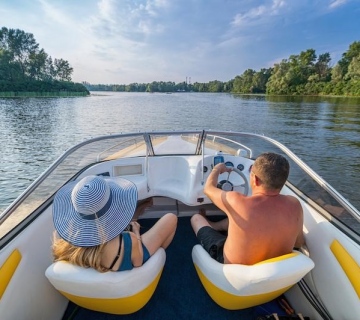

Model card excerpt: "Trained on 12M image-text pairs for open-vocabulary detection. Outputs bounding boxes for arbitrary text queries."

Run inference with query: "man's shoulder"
[279,195,303,217]
[282,194,302,206]
[225,191,247,211]
[227,190,247,202]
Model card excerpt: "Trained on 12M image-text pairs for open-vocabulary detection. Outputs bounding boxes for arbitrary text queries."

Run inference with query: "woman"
[52,175,177,272]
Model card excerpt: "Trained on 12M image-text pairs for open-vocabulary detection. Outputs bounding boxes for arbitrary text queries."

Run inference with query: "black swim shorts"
[197,226,226,263]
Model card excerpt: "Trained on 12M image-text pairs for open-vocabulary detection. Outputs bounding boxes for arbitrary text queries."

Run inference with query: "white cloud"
[329,0,348,9]
[231,0,287,27]
[144,0,171,16]
[271,0,286,11]
[38,0,73,26]
[232,6,267,27]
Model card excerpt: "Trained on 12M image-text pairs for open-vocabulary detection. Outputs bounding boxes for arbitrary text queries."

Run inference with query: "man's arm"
[204,163,233,214]
[295,230,305,248]
[294,200,306,248]
[295,231,309,256]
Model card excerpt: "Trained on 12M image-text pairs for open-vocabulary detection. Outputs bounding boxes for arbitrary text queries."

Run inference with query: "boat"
[0,130,359,320]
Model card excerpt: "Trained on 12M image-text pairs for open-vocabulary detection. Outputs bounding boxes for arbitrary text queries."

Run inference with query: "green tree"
[345,55,360,81]
[28,49,48,80]
[208,80,223,92]
[335,41,360,80]
[0,27,74,84]
[253,68,272,93]
[0,48,13,80]
[53,58,73,81]
[315,53,331,82]
[331,64,343,83]
[288,49,316,86]
[0,27,39,78]
[266,59,291,94]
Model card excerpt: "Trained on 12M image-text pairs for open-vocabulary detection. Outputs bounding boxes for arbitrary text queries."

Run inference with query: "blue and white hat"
[53,175,138,247]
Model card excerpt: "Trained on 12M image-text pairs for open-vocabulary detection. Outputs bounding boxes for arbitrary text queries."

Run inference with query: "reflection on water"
[0,92,359,212]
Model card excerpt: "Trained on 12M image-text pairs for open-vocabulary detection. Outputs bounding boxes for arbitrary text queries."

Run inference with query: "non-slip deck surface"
[63,216,284,320]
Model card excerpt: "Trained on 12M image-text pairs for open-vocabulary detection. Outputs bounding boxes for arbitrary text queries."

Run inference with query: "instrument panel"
[200,153,253,199]
[80,153,253,206]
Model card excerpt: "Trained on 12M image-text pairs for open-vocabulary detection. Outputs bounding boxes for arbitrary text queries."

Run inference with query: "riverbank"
[0,79,90,97]
[0,91,89,98]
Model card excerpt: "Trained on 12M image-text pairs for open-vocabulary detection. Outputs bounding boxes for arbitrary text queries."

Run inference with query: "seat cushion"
[45,247,166,314]
[192,245,314,309]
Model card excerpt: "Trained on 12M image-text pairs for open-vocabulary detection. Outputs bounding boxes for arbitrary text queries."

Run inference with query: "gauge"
[225,161,234,168]
[237,164,244,171]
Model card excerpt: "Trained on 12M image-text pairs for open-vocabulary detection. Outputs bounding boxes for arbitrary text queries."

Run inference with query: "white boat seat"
[45,248,166,315]
[192,244,314,310]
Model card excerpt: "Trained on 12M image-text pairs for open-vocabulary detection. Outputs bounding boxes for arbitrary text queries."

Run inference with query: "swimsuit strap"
[109,233,123,270]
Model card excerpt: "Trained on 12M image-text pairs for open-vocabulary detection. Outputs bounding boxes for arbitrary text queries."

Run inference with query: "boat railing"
[206,134,252,158]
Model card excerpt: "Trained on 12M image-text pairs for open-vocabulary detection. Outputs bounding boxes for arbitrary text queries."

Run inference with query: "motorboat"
[0,130,359,320]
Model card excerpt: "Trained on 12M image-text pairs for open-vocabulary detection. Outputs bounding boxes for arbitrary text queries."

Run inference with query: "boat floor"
[62,216,287,320]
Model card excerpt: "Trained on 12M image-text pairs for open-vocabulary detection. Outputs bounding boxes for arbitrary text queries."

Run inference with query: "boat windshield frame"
[1,130,359,243]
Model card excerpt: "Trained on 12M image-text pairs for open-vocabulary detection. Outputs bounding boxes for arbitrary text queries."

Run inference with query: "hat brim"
[53,177,138,247]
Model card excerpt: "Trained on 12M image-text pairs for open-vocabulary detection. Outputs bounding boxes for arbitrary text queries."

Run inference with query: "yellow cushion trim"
[194,264,292,310]
[59,268,163,314]
[330,239,360,299]
[0,249,22,299]
[255,252,298,265]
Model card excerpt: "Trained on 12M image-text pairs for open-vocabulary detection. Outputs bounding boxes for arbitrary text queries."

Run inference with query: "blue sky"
[1,0,359,84]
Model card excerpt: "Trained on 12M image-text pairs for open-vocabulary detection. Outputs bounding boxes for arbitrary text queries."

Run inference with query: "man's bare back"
[223,191,303,264]
[191,152,305,265]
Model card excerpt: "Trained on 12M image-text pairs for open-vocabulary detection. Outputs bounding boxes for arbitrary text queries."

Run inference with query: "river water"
[0,92,359,213]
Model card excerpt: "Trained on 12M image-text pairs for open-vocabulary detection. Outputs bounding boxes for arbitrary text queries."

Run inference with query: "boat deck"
[62,216,286,320]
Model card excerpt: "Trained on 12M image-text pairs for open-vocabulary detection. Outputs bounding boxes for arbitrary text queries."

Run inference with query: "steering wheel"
[217,167,249,196]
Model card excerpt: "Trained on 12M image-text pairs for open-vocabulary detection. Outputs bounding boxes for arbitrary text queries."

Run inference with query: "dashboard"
[78,153,254,206]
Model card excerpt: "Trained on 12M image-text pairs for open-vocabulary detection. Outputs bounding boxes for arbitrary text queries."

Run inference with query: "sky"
[1,0,360,85]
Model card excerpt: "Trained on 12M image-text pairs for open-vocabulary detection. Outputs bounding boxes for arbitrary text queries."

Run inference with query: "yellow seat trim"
[255,252,299,265]
[330,239,360,299]
[59,268,163,314]
[194,264,292,310]
[0,249,22,299]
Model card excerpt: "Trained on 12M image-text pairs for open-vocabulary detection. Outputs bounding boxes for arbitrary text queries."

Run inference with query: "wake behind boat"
[0,130,359,320]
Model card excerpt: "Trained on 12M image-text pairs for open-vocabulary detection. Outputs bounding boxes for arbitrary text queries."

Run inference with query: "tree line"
[0,27,89,95]
[85,41,360,96]
[1,26,359,96]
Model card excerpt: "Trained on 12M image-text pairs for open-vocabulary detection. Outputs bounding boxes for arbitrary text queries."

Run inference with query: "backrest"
[192,245,314,310]
[45,248,166,314]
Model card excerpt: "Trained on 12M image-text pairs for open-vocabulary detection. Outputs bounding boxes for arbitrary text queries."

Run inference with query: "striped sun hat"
[52,175,138,247]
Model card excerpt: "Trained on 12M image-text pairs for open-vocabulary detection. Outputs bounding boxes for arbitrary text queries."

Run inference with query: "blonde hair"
[52,232,109,273]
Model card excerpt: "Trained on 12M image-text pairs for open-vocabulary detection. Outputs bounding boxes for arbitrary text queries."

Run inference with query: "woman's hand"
[130,221,141,235]
[130,222,143,267]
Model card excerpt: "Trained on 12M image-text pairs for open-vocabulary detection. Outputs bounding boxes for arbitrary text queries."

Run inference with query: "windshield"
[1,130,359,241]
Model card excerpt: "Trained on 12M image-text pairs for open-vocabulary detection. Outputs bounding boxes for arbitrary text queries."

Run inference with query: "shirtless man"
[191,152,305,265]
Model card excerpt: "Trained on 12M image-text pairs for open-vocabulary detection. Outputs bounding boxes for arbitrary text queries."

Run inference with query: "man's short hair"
[253,152,289,190]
